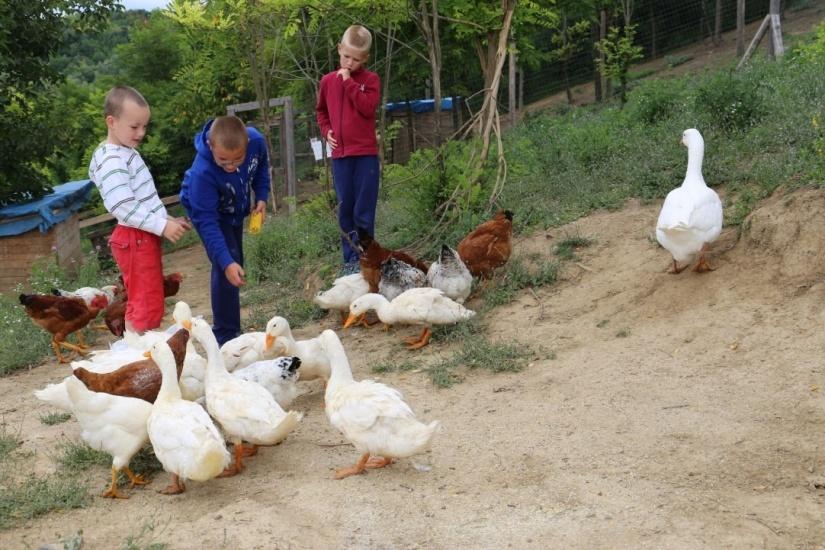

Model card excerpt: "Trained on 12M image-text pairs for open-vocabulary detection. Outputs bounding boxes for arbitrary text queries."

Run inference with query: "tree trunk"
[714,0,722,44]
[650,1,657,58]
[477,0,516,163]
[592,20,602,102]
[508,37,517,127]
[378,24,395,174]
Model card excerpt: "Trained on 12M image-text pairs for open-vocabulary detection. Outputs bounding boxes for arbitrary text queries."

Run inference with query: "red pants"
[109,225,164,331]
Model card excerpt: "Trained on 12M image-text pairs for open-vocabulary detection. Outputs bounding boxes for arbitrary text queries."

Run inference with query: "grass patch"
[481,256,560,310]
[40,412,72,426]
[370,360,418,374]
[0,476,91,530]
[616,329,629,338]
[0,432,19,460]
[554,235,594,260]
[122,516,169,550]
[56,441,111,471]
[664,53,693,68]
[426,335,531,387]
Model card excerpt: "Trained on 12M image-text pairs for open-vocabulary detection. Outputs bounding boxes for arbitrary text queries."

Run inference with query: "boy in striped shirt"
[88,86,190,334]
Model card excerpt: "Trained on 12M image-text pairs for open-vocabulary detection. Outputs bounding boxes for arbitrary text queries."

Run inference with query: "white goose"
[320,330,439,479]
[63,376,152,498]
[656,128,723,273]
[191,318,301,476]
[145,340,230,494]
[344,288,475,349]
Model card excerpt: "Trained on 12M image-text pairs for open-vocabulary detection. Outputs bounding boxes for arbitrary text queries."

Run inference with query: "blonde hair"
[209,115,249,151]
[104,86,148,117]
[341,25,372,54]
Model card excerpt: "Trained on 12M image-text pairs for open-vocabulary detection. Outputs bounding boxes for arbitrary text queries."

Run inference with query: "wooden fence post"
[283,97,297,214]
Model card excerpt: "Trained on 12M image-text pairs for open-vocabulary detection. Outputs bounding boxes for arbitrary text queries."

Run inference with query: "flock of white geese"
[34,127,721,498]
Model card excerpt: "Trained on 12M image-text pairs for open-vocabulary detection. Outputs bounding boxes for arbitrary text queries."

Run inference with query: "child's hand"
[162,219,187,243]
[176,216,192,230]
[337,68,351,81]
[326,130,338,150]
[252,200,266,224]
[224,262,246,287]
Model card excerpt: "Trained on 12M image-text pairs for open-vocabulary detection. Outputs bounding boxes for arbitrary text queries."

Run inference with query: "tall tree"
[0,0,120,205]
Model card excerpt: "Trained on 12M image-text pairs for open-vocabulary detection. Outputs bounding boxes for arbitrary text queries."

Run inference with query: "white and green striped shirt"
[88,143,168,236]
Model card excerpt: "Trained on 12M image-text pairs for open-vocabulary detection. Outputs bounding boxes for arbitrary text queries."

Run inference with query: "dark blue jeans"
[210,223,244,346]
[332,155,379,264]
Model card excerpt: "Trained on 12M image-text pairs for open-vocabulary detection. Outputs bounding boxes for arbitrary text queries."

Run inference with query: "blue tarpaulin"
[385,96,458,113]
[0,179,94,237]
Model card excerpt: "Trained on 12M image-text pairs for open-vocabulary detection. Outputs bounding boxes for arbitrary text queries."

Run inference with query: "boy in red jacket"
[316,25,380,275]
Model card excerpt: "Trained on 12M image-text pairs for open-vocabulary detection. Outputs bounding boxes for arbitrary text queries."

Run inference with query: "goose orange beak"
[143,351,151,358]
[264,334,275,350]
[343,313,359,329]
[182,319,192,330]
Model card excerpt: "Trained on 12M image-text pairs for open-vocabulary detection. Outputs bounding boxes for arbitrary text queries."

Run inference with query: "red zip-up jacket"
[315,67,380,159]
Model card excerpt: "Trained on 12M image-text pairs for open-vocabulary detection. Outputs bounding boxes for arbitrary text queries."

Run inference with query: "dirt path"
[4,184,825,548]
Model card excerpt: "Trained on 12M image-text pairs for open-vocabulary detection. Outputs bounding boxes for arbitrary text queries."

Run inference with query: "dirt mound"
[4,186,825,548]
[737,186,825,285]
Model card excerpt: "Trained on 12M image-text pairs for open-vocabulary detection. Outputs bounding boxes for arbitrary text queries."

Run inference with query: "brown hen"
[72,329,189,403]
[357,227,429,293]
[163,272,183,298]
[20,293,109,363]
[457,209,513,278]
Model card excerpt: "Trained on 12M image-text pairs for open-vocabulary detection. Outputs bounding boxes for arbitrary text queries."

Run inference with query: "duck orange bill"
[182,320,192,330]
[143,351,151,358]
[264,334,275,350]
[343,313,359,329]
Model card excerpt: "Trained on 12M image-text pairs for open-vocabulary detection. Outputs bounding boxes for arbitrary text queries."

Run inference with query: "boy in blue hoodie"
[180,115,270,345]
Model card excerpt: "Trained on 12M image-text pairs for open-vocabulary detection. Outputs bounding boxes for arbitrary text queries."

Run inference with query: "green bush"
[627,78,684,125]
[695,70,764,133]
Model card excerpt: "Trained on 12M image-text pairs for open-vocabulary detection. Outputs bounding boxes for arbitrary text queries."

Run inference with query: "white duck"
[145,340,230,494]
[656,128,723,273]
[63,376,152,498]
[267,316,330,383]
[320,330,439,479]
[426,244,473,303]
[191,318,301,476]
[344,288,475,349]
[313,273,371,324]
[220,315,282,372]
[232,356,302,409]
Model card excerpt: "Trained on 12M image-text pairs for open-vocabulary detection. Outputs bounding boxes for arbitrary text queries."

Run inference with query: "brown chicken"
[457,209,514,278]
[20,293,109,363]
[357,227,429,293]
[163,272,183,298]
[100,273,178,337]
[103,296,127,337]
[72,329,189,403]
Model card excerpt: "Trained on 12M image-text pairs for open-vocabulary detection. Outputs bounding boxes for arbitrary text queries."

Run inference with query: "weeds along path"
[3,185,825,547]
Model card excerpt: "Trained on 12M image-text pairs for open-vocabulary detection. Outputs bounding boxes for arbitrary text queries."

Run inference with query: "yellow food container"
[248,211,263,234]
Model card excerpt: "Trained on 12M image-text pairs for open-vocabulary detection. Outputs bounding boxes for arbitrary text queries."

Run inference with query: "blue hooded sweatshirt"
[180,120,270,271]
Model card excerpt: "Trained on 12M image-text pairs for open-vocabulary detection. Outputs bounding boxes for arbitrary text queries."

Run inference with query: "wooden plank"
[227,97,288,115]
[770,14,784,57]
[737,15,770,70]
[79,194,180,228]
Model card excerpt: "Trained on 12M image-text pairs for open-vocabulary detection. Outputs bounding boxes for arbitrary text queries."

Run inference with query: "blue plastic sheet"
[0,180,94,237]
[385,96,458,113]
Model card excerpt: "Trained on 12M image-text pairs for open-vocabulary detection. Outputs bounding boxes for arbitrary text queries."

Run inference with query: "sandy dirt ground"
[3,183,825,548]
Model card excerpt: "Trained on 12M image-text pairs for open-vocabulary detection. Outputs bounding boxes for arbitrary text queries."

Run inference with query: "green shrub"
[627,78,684,125]
[695,70,764,133]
